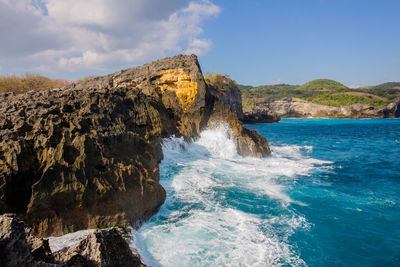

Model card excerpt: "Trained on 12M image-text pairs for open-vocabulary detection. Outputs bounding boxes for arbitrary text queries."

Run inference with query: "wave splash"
[132,124,331,266]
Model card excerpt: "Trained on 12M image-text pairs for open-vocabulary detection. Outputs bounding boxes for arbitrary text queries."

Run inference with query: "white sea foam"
[132,124,331,266]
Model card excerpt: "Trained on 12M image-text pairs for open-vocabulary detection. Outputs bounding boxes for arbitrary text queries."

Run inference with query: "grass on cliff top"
[0,73,72,94]
[205,72,239,90]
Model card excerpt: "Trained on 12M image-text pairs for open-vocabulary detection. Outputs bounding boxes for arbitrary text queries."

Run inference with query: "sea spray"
[132,124,331,266]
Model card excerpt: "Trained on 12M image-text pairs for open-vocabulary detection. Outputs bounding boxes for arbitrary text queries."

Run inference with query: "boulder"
[0,214,145,267]
[383,99,400,118]
[53,228,145,267]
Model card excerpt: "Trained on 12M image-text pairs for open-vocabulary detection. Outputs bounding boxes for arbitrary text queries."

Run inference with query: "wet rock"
[0,55,270,237]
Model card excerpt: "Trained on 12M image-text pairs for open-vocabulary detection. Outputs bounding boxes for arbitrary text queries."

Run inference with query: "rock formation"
[242,106,280,123]
[0,55,270,237]
[260,97,400,118]
[383,99,400,118]
[0,214,145,266]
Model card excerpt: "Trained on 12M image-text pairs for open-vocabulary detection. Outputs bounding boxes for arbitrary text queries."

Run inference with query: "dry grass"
[0,73,72,94]
[205,72,239,90]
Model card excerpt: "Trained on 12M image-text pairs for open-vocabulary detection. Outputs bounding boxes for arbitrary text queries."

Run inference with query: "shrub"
[0,73,72,94]
[205,72,239,90]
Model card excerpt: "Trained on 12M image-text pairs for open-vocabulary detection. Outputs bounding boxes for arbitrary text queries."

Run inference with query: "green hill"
[297,79,348,92]
[358,82,400,101]
[241,79,398,109]
[370,82,400,90]
[238,84,253,90]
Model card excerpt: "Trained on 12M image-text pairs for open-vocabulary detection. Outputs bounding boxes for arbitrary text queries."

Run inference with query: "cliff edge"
[0,55,270,237]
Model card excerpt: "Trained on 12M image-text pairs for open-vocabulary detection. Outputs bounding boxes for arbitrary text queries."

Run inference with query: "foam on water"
[132,124,331,266]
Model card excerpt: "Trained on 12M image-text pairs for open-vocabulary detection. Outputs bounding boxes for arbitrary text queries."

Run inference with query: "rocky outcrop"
[262,97,400,118]
[242,106,280,123]
[0,55,270,237]
[0,214,145,267]
[212,84,244,120]
[383,99,400,118]
[53,228,145,267]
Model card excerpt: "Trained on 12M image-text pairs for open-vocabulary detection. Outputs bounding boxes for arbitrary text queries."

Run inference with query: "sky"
[0,0,399,87]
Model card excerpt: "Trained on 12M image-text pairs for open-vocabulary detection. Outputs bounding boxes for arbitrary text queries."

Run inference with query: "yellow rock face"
[156,69,197,112]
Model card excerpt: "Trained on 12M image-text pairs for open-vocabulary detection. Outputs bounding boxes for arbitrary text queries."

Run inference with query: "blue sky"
[0,0,399,87]
[200,0,400,86]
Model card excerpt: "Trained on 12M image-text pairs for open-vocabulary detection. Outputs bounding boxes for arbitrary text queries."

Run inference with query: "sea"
[131,118,400,266]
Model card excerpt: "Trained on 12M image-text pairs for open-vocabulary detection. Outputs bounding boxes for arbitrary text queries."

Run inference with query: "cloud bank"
[0,0,219,76]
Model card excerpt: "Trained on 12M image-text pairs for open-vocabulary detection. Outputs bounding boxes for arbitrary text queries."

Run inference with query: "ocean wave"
[132,124,332,266]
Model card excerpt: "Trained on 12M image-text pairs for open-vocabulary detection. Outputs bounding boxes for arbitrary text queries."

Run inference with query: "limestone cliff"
[0,55,270,237]
[261,97,400,118]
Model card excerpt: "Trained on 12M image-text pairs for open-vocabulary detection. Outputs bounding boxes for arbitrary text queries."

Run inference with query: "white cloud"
[0,0,220,75]
[270,79,282,85]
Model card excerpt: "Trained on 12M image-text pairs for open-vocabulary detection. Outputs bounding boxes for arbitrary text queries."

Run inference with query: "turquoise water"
[132,119,400,266]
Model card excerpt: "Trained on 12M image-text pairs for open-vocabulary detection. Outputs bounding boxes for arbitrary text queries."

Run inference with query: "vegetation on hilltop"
[298,79,348,92]
[241,79,399,109]
[241,84,300,99]
[0,73,71,94]
[205,72,239,90]
[238,84,253,90]
[312,94,391,108]
[357,82,400,101]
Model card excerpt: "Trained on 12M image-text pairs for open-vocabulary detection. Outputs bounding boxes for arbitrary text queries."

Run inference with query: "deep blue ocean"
[132,119,400,266]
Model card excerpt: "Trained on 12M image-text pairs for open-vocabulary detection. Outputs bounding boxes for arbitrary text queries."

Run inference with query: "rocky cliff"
[0,214,145,266]
[242,106,280,123]
[262,97,400,118]
[0,55,270,237]
[383,99,400,118]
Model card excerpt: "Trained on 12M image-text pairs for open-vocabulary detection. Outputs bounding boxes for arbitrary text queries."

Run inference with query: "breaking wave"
[131,124,331,266]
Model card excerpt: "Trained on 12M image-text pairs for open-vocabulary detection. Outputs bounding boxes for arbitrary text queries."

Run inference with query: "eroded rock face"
[242,107,280,123]
[0,214,145,267]
[0,214,36,266]
[262,97,400,118]
[383,99,400,118]
[0,55,270,237]
[0,86,167,237]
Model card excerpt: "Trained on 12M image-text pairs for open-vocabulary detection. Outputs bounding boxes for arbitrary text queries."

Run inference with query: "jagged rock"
[53,228,145,267]
[207,85,270,157]
[242,106,280,123]
[383,99,400,118]
[0,214,145,267]
[0,214,37,266]
[212,83,244,120]
[0,55,270,237]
